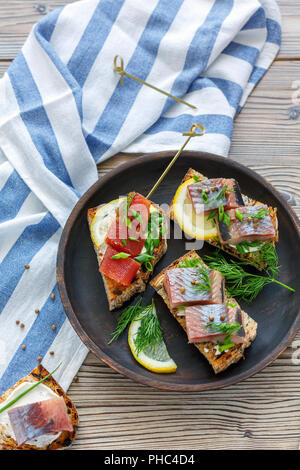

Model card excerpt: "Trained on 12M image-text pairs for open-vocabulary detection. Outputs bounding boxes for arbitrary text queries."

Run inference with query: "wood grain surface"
[0,0,300,450]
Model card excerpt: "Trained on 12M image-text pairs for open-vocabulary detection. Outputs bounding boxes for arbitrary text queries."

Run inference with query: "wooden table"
[1,1,299,450]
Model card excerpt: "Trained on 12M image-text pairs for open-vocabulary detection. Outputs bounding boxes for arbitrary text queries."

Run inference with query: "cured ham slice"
[8,397,73,447]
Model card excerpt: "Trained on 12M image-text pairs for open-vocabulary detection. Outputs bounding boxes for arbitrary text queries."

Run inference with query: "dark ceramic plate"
[57,152,300,391]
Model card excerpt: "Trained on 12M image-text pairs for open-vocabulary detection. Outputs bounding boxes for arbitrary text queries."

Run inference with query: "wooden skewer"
[146,123,205,199]
[114,55,197,110]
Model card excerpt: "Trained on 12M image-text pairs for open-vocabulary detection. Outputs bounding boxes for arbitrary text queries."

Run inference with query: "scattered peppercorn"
[50,351,54,356]
[24,264,30,270]
[253,223,258,229]
[37,356,42,362]
[205,188,210,194]
[20,323,25,329]
[220,314,226,321]
[209,315,214,322]
[51,293,55,299]
[74,376,79,383]
[22,344,26,350]
[51,324,56,331]
[247,217,251,223]
[180,286,186,293]
[35,309,40,314]
[16,320,20,325]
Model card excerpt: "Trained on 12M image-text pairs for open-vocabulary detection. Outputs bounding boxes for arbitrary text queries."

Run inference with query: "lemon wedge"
[128,318,177,374]
[173,178,218,240]
[90,197,125,248]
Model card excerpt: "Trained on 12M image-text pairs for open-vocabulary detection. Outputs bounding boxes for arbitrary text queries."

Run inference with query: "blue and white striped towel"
[0,0,281,394]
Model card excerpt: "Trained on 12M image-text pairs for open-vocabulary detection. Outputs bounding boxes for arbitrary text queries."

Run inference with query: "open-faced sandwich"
[0,365,78,450]
[169,168,278,271]
[150,250,257,374]
[88,192,167,310]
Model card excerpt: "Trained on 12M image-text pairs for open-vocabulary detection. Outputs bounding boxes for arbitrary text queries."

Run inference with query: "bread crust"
[168,168,278,270]
[150,250,257,374]
[0,365,78,450]
[87,201,167,310]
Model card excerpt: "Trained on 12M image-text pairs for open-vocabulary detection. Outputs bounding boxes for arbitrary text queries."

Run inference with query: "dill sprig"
[134,300,162,354]
[252,242,279,278]
[192,264,212,293]
[178,258,202,268]
[204,251,295,303]
[109,299,163,355]
[108,298,143,343]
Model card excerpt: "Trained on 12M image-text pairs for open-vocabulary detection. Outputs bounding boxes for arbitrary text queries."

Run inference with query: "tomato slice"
[106,192,151,257]
[99,246,141,286]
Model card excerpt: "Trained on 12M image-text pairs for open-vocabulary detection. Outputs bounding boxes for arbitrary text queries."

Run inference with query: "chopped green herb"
[244,208,269,220]
[235,209,244,222]
[128,236,139,242]
[111,252,131,259]
[193,175,200,182]
[192,264,212,293]
[226,301,237,307]
[131,209,143,223]
[206,321,242,353]
[122,238,127,246]
[201,190,209,204]
[134,253,155,265]
[178,257,202,268]
[218,202,224,222]
[223,212,230,227]
[209,184,233,206]
[207,209,217,220]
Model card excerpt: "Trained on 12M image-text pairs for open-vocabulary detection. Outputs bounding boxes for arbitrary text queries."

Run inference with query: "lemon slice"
[128,318,177,374]
[173,178,218,240]
[90,197,125,248]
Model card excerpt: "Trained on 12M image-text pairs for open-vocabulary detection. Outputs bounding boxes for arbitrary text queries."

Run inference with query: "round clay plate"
[57,152,300,391]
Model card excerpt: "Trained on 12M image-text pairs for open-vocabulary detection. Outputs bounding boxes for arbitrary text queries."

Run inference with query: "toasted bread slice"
[88,202,167,311]
[0,365,78,450]
[150,250,257,374]
[168,168,278,270]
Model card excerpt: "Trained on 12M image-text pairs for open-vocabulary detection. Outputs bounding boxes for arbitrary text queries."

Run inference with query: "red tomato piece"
[99,246,141,286]
[105,192,151,257]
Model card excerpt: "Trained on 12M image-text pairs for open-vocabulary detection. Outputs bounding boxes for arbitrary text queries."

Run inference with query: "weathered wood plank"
[67,337,300,450]
[0,0,298,59]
